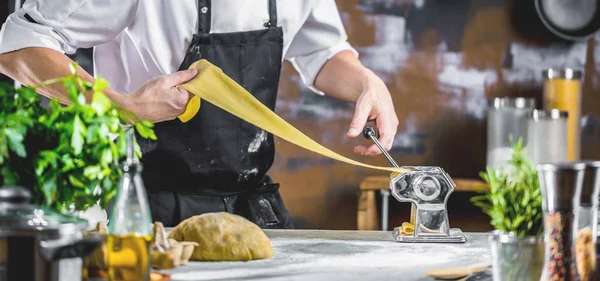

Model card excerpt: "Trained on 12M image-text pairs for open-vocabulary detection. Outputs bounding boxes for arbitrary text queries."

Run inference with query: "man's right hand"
[124,68,198,123]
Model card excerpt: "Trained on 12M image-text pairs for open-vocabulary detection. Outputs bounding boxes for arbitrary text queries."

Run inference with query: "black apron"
[138,0,293,229]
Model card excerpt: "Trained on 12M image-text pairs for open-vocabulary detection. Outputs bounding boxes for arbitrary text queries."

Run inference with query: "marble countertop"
[161,230,493,281]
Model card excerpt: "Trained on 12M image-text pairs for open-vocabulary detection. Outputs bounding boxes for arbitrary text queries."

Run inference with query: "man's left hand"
[346,72,399,156]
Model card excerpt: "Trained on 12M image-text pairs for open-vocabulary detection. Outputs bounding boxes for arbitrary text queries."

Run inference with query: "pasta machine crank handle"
[362,127,399,168]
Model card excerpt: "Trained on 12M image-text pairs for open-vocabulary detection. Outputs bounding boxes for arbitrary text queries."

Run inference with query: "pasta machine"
[363,127,467,243]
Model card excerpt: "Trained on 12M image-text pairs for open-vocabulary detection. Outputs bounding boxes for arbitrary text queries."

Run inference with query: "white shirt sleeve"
[0,0,138,55]
[285,0,358,95]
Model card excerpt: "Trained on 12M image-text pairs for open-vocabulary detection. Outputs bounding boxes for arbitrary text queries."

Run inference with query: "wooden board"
[360,176,489,192]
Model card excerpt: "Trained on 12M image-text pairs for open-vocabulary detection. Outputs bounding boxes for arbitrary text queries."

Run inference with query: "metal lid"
[488,97,536,109]
[543,68,583,80]
[578,161,600,206]
[529,109,569,120]
[537,162,587,172]
[537,162,587,212]
[0,186,87,236]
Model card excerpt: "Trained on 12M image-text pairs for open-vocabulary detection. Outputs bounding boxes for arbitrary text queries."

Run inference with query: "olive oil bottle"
[108,130,153,281]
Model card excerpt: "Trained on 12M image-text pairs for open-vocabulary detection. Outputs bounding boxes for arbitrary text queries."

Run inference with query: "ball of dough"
[168,212,273,261]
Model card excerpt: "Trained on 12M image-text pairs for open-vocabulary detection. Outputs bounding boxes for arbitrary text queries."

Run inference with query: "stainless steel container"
[0,186,103,281]
[526,109,568,165]
[487,97,536,170]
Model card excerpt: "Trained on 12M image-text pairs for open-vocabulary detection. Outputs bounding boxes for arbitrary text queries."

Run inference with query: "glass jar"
[526,109,568,165]
[537,162,587,281]
[542,68,583,161]
[489,231,544,281]
[574,161,600,281]
[487,97,535,170]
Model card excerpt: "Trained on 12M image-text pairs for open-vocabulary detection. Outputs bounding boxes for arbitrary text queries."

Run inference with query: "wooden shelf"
[359,176,488,192]
[357,176,489,230]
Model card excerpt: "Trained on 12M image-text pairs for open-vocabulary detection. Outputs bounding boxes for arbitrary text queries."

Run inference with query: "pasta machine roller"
[363,127,467,243]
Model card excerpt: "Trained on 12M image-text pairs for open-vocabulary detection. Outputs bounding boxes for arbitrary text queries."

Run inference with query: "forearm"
[0,47,126,106]
[313,50,377,103]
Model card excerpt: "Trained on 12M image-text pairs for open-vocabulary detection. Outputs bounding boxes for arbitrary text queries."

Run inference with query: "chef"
[0,0,399,228]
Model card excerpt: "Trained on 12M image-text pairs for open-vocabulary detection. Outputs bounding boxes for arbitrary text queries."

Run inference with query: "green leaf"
[68,174,85,188]
[71,114,85,154]
[117,131,127,156]
[64,79,79,103]
[101,149,113,166]
[69,63,78,74]
[92,77,110,93]
[4,128,26,158]
[35,151,59,176]
[41,177,57,205]
[1,165,18,185]
[77,93,86,107]
[91,92,112,116]
[140,120,154,128]
[83,165,101,179]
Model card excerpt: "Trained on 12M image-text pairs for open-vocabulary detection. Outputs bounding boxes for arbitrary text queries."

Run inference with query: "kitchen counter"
[161,230,492,281]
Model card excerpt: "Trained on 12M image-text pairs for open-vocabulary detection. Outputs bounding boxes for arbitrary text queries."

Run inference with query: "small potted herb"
[471,139,545,281]
[0,63,156,214]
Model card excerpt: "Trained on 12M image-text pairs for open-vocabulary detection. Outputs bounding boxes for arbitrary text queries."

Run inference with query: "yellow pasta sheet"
[178,60,409,174]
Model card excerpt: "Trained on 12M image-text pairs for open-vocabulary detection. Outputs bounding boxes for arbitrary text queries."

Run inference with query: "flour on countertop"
[248,131,267,153]
[169,236,491,281]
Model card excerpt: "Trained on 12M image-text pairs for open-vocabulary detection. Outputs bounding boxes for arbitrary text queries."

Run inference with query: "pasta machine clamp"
[363,127,467,243]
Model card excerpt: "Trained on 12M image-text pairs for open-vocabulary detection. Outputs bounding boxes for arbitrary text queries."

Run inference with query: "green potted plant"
[0,63,156,214]
[471,138,545,281]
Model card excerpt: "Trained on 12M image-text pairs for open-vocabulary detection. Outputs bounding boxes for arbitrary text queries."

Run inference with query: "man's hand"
[124,68,198,123]
[314,50,399,156]
[347,73,399,156]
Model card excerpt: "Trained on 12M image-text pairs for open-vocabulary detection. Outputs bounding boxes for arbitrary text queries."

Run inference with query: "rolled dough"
[168,212,274,261]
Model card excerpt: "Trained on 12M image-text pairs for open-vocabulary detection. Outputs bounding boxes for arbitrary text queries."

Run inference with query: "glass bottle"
[107,130,152,281]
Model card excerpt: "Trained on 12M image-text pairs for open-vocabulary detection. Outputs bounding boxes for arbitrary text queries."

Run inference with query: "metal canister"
[487,97,536,170]
[542,68,583,161]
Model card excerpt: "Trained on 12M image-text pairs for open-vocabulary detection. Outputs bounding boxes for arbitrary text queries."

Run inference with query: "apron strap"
[197,0,278,34]
[197,0,211,34]
[265,0,278,28]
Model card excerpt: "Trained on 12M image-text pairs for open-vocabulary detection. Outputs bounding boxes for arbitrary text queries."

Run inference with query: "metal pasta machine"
[363,127,466,243]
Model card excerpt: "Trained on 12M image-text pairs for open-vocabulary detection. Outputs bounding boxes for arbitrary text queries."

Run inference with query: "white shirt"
[0,0,357,94]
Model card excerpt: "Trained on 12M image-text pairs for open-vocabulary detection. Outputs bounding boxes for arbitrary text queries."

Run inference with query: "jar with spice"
[542,68,583,161]
[573,161,600,281]
[537,162,586,281]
